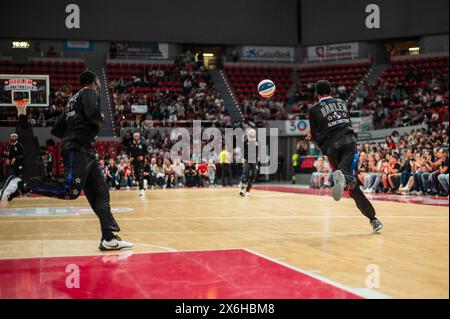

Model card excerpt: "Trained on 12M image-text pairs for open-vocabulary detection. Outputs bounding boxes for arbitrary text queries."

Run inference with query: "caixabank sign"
[241,46,296,62]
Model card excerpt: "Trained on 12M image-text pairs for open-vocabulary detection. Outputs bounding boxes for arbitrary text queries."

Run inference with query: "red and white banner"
[306,42,359,62]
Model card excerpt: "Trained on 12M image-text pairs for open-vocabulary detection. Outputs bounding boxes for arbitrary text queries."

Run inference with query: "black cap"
[79,70,97,86]
[314,80,332,96]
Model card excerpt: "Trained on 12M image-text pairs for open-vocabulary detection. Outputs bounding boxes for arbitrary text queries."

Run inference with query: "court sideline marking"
[0,215,448,223]
[244,248,391,299]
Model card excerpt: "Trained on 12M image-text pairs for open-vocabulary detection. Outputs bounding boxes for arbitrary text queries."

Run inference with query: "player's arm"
[50,112,66,139]
[16,143,25,161]
[127,143,134,162]
[138,142,148,161]
[82,89,104,125]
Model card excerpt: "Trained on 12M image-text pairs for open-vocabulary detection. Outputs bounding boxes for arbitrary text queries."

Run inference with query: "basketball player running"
[128,132,147,197]
[0,71,134,250]
[307,80,383,232]
[239,128,259,198]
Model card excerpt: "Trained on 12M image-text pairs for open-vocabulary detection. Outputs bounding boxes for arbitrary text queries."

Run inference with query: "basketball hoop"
[14,99,30,116]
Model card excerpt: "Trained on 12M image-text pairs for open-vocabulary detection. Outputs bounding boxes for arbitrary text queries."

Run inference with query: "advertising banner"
[306,42,359,61]
[131,104,148,114]
[241,46,295,62]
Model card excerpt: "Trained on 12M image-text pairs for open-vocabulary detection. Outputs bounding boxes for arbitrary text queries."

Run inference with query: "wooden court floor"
[0,187,448,298]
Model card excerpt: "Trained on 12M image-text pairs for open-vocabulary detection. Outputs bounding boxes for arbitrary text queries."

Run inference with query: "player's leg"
[226,164,233,186]
[136,162,144,189]
[240,163,250,196]
[329,144,381,231]
[1,150,86,206]
[326,149,347,201]
[221,164,226,186]
[245,163,258,195]
[134,161,144,196]
[83,156,132,251]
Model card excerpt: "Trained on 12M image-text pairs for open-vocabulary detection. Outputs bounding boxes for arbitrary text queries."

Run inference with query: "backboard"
[0,74,49,107]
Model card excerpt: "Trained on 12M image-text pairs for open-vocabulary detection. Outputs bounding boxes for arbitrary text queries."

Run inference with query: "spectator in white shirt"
[173,159,186,187]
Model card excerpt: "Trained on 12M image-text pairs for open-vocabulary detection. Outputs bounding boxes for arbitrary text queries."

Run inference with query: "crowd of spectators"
[353,77,448,129]
[83,129,244,191]
[109,55,231,131]
[239,95,289,125]
[309,124,449,197]
[288,81,358,120]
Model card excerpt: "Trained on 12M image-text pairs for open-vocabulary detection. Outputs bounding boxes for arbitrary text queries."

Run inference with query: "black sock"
[18,181,29,194]
[102,232,114,241]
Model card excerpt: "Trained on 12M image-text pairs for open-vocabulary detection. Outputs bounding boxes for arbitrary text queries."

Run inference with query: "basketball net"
[14,99,30,116]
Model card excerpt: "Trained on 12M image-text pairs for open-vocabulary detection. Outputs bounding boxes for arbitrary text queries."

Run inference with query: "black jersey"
[243,138,259,164]
[8,141,24,164]
[308,97,354,154]
[128,140,147,160]
[51,87,104,152]
[108,164,118,175]
[143,163,152,174]
[185,164,196,174]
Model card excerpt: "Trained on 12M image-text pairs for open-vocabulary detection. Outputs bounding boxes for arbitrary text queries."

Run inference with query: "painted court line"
[0,215,447,222]
[1,230,447,239]
[244,248,391,299]
[0,240,178,260]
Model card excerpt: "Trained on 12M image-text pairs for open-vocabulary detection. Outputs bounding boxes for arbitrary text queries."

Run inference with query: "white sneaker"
[0,176,21,207]
[399,187,409,193]
[245,192,251,198]
[331,170,346,201]
[99,235,134,251]
[143,180,148,190]
[139,189,145,197]
[239,189,246,197]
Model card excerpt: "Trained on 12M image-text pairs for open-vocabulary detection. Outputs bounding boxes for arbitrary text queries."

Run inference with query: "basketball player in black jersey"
[239,128,259,197]
[128,132,147,197]
[0,71,134,250]
[308,80,383,232]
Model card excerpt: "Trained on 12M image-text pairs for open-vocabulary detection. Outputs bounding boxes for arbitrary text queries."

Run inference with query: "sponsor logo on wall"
[306,42,359,61]
[241,46,295,62]
[63,40,93,51]
[286,120,310,136]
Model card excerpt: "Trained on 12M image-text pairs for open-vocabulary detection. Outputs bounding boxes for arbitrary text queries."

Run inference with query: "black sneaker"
[370,219,383,232]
